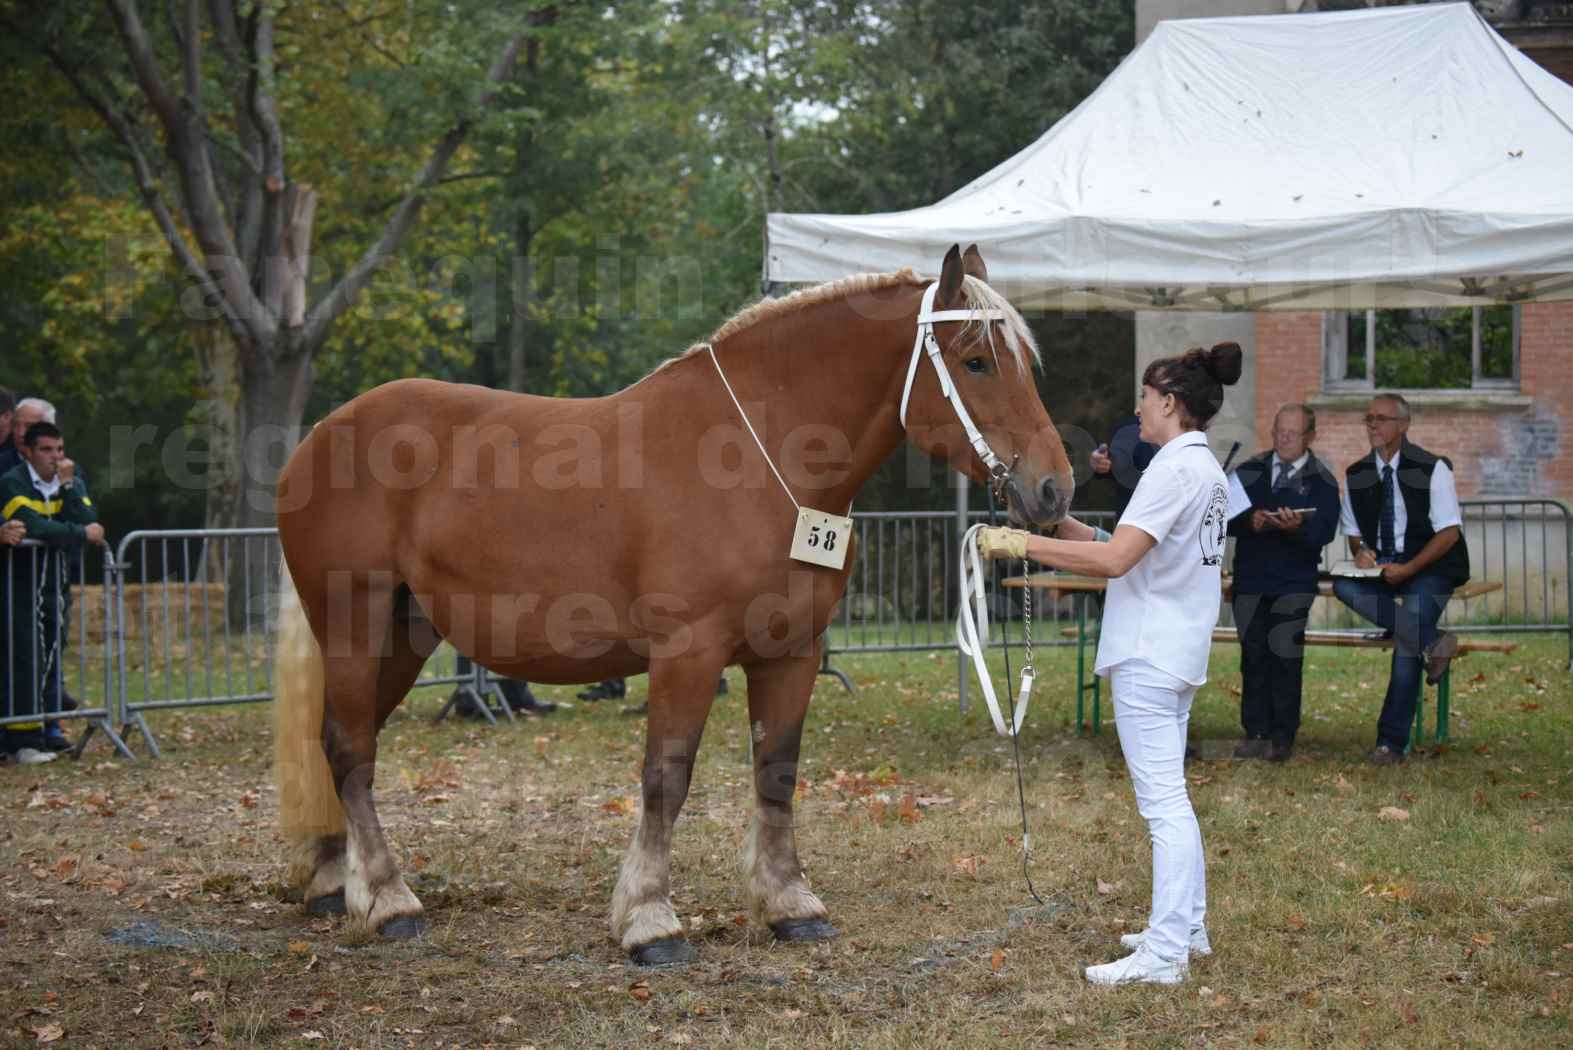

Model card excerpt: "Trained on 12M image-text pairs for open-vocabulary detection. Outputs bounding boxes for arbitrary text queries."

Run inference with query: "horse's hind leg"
[323,580,432,937]
[742,642,837,941]
[611,653,725,965]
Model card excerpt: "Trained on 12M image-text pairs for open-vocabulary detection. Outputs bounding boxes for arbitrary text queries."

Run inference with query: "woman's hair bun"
[1204,342,1243,386]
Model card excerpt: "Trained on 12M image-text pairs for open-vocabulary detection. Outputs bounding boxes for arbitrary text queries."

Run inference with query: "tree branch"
[367,171,510,214]
[210,0,265,269]
[108,0,269,345]
[252,6,287,317]
[43,44,250,346]
[106,0,181,127]
[303,31,527,348]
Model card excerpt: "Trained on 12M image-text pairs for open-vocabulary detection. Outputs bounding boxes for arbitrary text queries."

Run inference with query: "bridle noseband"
[898,281,1017,503]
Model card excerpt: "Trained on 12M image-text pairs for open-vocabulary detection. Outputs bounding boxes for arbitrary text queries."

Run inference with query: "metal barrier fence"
[1,540,128,759]
[822,499,1572,679]
[3,499,1565,761]
[109,529,477,757]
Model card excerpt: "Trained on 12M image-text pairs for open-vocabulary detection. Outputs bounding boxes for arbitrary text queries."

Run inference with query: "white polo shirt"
[1095,431,1228,687]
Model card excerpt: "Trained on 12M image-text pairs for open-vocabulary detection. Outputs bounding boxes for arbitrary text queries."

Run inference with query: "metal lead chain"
[1021,557,1034,676]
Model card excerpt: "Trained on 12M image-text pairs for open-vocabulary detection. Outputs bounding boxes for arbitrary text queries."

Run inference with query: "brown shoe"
[1233,738,1271,760]
[1424,631,1459,686]
[1369,745,1405,766]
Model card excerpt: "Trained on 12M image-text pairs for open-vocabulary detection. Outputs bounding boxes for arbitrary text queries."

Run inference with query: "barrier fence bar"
[5,500,1561,762]
[111,529,473,756]
[2,540,132,760]
[822,500,1568,674]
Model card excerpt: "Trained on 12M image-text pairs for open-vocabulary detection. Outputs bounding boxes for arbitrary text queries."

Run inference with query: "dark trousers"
[1332,571,1455,750]
[3,546,68,732]
[1231,592,1314,746]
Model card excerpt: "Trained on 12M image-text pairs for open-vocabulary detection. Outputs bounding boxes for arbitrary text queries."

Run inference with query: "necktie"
[1378,464,1396,560]
[1272,462,1297,493]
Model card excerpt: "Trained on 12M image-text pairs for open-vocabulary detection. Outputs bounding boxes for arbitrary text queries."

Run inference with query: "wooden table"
[1000,574,1108,733]
[1002,573,1506,745]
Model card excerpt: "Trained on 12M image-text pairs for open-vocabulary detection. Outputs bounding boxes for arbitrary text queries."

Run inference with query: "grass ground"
[2,635,1570,1049]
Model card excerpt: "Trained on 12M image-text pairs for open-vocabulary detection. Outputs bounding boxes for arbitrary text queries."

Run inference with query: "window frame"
[1322,305,1520,392]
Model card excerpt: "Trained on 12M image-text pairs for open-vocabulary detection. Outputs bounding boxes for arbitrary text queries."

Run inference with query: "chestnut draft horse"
[273,244,1074,964]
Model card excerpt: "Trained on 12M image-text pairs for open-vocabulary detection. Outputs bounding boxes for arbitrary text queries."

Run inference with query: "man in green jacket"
[2,421,104,765]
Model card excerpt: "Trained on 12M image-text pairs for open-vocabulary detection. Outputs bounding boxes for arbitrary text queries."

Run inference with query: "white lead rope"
[706,342,802,512]
[956,524,1035,737]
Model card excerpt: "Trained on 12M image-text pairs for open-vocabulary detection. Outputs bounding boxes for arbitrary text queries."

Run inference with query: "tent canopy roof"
[765,3,1573,310]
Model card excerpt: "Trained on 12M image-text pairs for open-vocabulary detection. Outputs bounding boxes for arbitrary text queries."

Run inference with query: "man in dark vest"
[1334,394,1468,766]
[1226,404,1340,762]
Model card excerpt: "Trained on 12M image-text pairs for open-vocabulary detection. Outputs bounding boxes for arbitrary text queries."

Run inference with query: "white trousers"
[1109,659,1206,962]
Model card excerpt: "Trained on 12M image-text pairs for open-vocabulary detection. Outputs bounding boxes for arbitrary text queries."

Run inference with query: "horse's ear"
[938,244,965,304]
[961,244,988,283]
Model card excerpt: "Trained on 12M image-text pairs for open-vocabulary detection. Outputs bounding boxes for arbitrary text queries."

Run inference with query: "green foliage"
[4,0,1135,518]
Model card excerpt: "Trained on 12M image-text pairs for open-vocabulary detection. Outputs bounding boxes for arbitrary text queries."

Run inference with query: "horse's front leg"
[611,653,723,965]
[742,640,838,942]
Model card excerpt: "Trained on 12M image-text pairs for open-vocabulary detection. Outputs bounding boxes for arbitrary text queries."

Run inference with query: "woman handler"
[978,342,1242,986]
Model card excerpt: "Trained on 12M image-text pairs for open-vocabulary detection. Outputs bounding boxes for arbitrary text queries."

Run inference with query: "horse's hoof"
[376,915,427,940]
[630,938,697,966]
[771,917,840,942]
[304,891,346,916]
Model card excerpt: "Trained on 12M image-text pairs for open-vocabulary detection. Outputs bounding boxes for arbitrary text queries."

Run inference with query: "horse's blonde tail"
[273,558,344,885]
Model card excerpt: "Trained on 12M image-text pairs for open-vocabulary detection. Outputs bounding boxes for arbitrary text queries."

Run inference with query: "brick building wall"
[1250,304,1571,503]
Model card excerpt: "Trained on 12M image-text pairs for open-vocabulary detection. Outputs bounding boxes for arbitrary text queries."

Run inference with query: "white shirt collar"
[26,460,62,499]
[1374,447,1402,472]
[1150,430,1209,464]
[1272,450,1310,474]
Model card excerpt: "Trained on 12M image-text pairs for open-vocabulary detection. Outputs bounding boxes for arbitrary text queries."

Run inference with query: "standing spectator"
[3,399,65,484]
[1225,405,1340,762]
[2,421,105,764]
[1089,413,1157,522]
[451,654,555,717]
[1333,394,1469,766]
[0,387,18,477]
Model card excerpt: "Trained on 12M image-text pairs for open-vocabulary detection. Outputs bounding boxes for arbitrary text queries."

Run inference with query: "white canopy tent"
[765,3,1573,311]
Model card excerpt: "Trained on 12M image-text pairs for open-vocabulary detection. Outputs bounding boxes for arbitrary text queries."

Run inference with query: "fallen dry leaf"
[629,980,652,1002]
[1096,879,1119,896]
[1377,806,1410,821]
[1472,932,1495,946]
[31,1025,64,1043]
[991,948,1005,973]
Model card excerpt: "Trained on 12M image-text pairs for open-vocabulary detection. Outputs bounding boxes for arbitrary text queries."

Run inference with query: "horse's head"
[901,244,1074,528]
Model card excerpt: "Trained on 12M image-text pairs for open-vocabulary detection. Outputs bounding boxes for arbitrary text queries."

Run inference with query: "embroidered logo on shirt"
[1199,483,1228,566]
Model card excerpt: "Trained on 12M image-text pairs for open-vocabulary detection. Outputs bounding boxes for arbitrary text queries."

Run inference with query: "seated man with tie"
[1334,394,1469,766]
[1226,404,1340,762]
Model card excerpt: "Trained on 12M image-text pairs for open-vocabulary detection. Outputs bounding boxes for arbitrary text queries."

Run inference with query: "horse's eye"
[964,357,988,374]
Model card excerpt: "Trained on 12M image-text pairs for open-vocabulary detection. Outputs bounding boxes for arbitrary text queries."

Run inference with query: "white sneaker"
[1084,942,1188,986]
[12,747,59,766]
[1120,925,1212,956]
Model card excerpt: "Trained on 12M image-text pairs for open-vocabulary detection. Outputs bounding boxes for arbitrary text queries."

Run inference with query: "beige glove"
[976,526,1031,560]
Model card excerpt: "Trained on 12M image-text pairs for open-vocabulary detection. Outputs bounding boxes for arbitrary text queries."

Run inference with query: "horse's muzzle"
[1006,473,1072,529]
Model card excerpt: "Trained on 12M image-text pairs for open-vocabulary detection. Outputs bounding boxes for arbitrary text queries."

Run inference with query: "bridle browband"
[898,281,1017,500]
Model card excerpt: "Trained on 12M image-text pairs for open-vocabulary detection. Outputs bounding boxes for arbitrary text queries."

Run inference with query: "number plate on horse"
[790,508,852,570]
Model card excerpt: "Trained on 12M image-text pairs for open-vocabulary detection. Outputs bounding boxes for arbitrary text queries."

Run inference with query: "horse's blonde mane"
[659,266,1039,373]
[702,269,923,346]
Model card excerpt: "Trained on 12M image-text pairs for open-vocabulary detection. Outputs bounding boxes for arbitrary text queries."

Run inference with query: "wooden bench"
[1008,572,1512,745]
[1208,627,1517,748]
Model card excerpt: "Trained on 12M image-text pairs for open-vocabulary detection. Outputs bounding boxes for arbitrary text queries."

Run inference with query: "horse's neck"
[711,298,915,510]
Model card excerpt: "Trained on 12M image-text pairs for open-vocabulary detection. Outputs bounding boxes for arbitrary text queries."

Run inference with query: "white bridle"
[898,281,1012,484]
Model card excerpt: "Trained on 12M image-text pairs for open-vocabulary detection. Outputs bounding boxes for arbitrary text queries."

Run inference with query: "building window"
[1323,305,1519,391]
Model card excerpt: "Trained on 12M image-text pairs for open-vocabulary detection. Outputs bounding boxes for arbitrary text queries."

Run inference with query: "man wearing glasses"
[1226,405,1340,763]
[1334,394,1469,766]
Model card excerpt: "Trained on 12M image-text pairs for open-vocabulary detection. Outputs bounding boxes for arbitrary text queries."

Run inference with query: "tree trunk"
[226,336,313,628]
[193,322,243,536]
